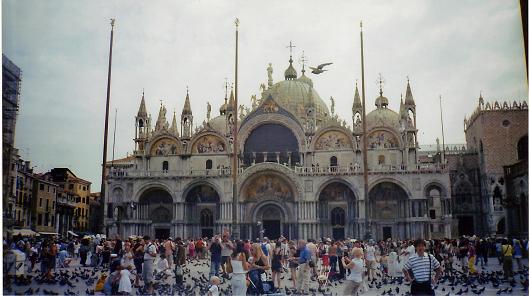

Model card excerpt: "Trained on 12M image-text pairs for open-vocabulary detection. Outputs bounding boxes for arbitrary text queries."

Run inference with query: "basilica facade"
[104,55,452,241]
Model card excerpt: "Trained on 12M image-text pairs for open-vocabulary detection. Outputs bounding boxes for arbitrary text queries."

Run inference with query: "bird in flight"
[309,63,333,74]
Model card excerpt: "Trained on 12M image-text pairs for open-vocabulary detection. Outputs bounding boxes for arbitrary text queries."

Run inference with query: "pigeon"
[309,63,333,74]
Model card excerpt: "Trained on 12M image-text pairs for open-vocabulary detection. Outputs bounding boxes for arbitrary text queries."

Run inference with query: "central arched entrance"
[255,203,285,240]
[240,169,297,239]
[138,188,173,239]
[318,181,358,239]
[369,182,412,240]
[184,183,220,238]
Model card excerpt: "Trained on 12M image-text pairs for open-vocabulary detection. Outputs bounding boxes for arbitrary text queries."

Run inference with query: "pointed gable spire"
[170,110,179,136]
[137,89,147,117]
[155,102,168,131]
[404,77,415,105]
[227,86,235,111]
[352,81,362,109]
[182,87,192,115]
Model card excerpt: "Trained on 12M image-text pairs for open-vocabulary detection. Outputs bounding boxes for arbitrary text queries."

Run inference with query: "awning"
[11,229,39,236]
[38,232,58,236]
[67,230,78,237]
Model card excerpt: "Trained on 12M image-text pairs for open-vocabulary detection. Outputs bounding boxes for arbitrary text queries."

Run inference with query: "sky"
[3,0,528,191]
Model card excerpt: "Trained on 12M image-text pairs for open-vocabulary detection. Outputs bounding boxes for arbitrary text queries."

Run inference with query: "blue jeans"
[330,256,338,273]
[210,259,221,277]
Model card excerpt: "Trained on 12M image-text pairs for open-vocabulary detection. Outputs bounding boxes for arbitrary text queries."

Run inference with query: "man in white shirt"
[142,236,157,295]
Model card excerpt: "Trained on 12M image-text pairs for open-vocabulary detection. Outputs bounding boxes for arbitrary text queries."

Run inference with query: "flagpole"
[439,95,446,163]
[360,21,371,240]
[101,19,115,236]
[232,18,240,240]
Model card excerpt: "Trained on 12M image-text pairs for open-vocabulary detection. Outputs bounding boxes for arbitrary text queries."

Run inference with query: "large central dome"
[266,63,330,121]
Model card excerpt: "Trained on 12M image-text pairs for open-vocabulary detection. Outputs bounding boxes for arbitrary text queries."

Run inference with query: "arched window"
[162,161,169,171]
[330,156,338,167]
[330,207,345,226]
[138,119,144,127]
[378,155,385,165]
[517,135,528,160]
[206,159,213,170]
[200,209,214,227]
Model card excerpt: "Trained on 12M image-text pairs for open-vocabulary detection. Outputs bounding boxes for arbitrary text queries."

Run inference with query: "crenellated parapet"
[465,97,528,131]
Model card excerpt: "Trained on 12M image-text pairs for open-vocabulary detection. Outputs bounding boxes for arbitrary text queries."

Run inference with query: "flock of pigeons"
[4,257,529,295]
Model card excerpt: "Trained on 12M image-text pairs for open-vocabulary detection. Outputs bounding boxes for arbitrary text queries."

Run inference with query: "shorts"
[134,258,143,274]
[367,260,376,270]
[221,256,230,265]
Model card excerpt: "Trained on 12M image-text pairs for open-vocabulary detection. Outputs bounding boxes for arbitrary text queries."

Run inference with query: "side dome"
[208,115,227,135]
[268,79,329,121]
[366,107,401,131]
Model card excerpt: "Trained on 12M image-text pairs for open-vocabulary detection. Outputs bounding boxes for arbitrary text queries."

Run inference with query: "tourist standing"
[174,237,186,286]
[271,242,283,291]
[365,242,377,281]
[142,235,157,295]
[403,239,442,296]
[209,235,222,277]
[342,247,365,296]
[230,241,249,296]
[292,240,311,294]
[501,239,513,280]
[220,235,234,278]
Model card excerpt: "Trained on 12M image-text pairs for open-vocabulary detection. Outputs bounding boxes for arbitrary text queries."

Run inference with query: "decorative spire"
[404,76,415,105]
[352,80,362,109]
[284,41,297,80]
[220,79,229,115]
[298,51,313,86]
[182,87,192,115]
[377,73,384,96]
[374,74,388,108]
[155,102,168,131]
[137,89,147,117]
[170,110,179,135]
[227,86,235,111]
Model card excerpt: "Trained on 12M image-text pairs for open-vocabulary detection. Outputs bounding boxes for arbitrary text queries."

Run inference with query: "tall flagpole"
[232,18,240,240]
[439,95,446,163]
[360,21,371,240]
[101,19,115,235]
[111,108,118,166]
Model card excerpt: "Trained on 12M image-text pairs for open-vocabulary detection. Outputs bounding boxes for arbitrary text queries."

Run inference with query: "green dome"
[267,78,329,121]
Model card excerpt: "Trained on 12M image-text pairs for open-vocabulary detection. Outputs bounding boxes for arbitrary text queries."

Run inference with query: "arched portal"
[369,182,413,240]
[184,183,220,238]
[253,203,286,240]
[243,123,300,166]
[318,181,357,239]
[138,188,173,239]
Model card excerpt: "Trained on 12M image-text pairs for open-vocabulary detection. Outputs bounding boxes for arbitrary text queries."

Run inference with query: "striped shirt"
[403,253,440,283]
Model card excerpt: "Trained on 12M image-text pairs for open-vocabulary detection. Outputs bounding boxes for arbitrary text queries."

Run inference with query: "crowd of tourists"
[3,233,529,295]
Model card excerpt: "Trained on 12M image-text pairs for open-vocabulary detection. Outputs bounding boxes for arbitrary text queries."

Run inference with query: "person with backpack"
[402,239,442,296]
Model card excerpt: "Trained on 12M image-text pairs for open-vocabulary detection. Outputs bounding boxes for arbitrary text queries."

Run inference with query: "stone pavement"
[3,256,528,295]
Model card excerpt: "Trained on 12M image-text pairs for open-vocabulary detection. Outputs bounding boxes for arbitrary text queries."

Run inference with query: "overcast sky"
[3,0,528,191]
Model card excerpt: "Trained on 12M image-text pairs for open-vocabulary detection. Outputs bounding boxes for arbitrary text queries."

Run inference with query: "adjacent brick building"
[452,96,529,236]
